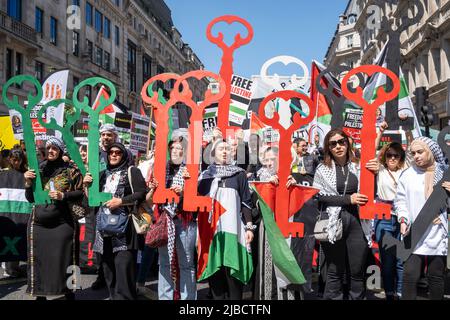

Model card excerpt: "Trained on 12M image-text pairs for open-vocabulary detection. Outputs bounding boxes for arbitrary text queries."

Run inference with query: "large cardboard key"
[207,15,253,136]
[37,99,86,175]
[342,65,400,220]
[257,90,315,237]
[72,77,116,206]
[315,64,366,129]
[2,75,50,204]
[141,73,189,205]
[260,55,309,130]
[171,70,226,213]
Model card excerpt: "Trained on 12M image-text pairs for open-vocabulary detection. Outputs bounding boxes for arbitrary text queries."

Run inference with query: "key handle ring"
[206,15,253,51]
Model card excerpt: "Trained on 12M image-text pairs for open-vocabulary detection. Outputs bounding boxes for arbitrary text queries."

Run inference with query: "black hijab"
[40,144,67,179]
[106,142,129,173]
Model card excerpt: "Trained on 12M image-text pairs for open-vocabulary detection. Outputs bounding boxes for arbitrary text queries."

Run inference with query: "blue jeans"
[158,219,197,300]
[374,216,404,296]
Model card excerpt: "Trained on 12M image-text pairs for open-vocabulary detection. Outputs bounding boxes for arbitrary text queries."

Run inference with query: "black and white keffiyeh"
[313,161,372,245]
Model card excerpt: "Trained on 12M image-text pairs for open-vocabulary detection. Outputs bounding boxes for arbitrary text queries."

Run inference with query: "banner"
[130,112,150,156]
[7,70,69,142]
[343,108,363,144]
[202,104,218,142]
[229,74,254,125]
[0,116,19,150]
[73,112,89,144]
[39,69,70,140]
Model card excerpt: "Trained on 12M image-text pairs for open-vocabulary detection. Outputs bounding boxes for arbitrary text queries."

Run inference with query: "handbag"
[145,208,168,248]
[313,211,343,242]
[97,207,129,236]
[68,200,87,220]
[313,165,349,242]
[128,166,152,234]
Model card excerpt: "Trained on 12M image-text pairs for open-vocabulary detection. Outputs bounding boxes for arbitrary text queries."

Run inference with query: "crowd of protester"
[1,121,449,301]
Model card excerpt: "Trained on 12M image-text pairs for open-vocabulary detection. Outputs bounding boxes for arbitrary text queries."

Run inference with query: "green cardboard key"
[37,99,86,176]
[1,75,50,204]
[72,77,116,206]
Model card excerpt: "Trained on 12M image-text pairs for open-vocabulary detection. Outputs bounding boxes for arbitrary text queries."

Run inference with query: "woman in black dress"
[83,142,147,300]
[24,137,84,300]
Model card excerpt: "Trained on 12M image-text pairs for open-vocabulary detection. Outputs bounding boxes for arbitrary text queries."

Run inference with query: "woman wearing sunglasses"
[313,129,373,300]
[83,142,147,300]
[370,141,408,300]
[395,137,449,300]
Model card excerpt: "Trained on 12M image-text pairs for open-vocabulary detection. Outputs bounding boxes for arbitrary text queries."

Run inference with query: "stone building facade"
[325,0,450,129]
[0,0,208,116]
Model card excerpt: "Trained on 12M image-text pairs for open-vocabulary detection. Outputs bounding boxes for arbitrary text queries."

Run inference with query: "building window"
[104,51,110,71]
[95,9,103,33]
[127,41,137,92]
[6,48,13,80]
[95,46,103,66]
[50,17,57,45]
[143,55,151,81]
[7,0,21,21]
[114,58,120,72]
[86,2,93,26]
[15,52,22,75]
[114,0,120,6]
[346,35,353,48]
[115,25,120,46]
[104,17,111,39]
[15,52,22,87]
[73,76,80,89]
[35,61,44,82]
[35,7,43,34]
[72,31,79,56]
[86,40,93,61]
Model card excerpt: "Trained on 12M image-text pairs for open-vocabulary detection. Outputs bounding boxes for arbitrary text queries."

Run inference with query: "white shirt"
[394,166,448,256]
[377,166,404,203]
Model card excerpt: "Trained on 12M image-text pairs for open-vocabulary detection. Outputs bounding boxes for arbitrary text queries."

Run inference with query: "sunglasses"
[108,150,123,156]
[386,152,401,159]
[329,138,347,149]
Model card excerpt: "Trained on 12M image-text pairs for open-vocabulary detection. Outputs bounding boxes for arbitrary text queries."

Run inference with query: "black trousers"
[321,210,369,300]
[208,267,244,300]
[101,238,137,300]
[402,254,445,300]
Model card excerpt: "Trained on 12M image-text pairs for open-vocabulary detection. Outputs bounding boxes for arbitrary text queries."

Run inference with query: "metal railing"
[0,10,37,44]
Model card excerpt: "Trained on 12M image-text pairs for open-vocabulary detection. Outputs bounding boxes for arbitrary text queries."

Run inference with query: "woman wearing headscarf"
[0,145,31,278]
[23,137,84,300]
[395,136,449,300]
[197,139,255,300]
[83,142,147,300]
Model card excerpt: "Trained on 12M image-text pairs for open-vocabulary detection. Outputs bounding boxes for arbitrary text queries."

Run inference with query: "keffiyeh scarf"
[313,161,372,245]
[200,163,245,222]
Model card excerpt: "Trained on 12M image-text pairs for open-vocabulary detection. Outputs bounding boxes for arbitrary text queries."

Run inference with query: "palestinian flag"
[309,60,335,146]
[251,183,319,286]
[250,112,266,136]
[363,41,422,138]
[0,169,32,262]
[197,186,253,284]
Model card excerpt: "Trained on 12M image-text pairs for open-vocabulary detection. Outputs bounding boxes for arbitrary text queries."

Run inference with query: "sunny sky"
[165,0,348,79]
